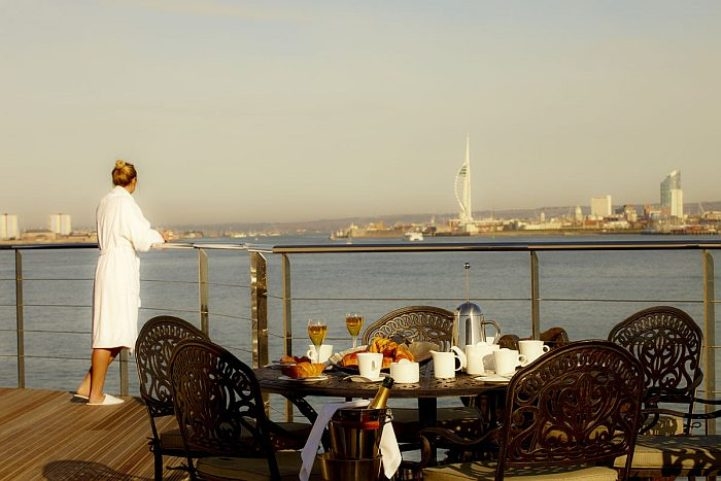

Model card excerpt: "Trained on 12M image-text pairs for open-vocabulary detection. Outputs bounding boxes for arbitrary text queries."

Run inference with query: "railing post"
[14,250,25,388]
[198,248,209,335]
[281,254,292,356]
[530,250,540,339]
[119,350,129,396]
[281,254,294,422]
[250,251,269,369]
[702,250,716,434]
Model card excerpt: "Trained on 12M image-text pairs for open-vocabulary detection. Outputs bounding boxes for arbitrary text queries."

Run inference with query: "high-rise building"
[1,213,20,240]
[590,195,612,218]
[49,213,72,235]
[454,136,478,233]
[660,170,683,218]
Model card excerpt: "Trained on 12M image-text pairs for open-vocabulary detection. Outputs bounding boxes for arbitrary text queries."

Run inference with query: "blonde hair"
[112,160,137,187]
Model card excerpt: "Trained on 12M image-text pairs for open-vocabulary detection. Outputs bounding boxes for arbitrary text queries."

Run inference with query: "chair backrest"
[497,340,644,481]
[607,305,703,431]
[497,326,570,351]
[362,305,457,351]
[169,339,281,478]
[135,315,210,420]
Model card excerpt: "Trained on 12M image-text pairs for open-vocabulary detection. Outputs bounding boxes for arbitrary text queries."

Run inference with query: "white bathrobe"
[92,186,164,350]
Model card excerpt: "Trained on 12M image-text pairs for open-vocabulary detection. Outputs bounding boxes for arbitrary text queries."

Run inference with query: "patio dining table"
[255,364,507,428]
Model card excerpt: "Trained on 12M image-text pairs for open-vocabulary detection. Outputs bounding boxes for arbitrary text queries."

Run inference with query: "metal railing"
[1,237,720,429]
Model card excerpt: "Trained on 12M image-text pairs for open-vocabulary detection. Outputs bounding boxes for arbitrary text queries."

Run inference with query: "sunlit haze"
[1,0,719,229]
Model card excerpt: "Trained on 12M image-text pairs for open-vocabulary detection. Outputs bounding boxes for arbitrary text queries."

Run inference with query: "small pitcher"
[464,343,494,375]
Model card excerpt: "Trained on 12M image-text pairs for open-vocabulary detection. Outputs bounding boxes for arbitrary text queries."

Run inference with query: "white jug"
[464,343,495,375]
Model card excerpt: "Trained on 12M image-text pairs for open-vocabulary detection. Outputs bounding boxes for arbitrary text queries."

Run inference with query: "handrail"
[1,237,719,432]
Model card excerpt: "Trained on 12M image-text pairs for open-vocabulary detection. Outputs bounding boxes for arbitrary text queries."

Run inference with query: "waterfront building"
[622,205,639,223]
[661,170,684,218]
[590,195,612,218]
[49,213,72,235]
[1,213,20,240]
[574,206,583,223]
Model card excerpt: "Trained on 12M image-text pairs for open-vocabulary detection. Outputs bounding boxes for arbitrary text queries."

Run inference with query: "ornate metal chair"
[362,305,458,350]
[362,306,485,448]
[608,305,721,479]
[169,338,322,481]
[418,340,645,481]
[135,315,211,480]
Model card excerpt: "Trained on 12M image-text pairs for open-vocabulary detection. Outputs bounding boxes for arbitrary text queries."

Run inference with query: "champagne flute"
[345,313,364,348]
[307,319,328,362]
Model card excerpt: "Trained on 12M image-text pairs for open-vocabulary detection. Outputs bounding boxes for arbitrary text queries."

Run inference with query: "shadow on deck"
[0,388,189,481]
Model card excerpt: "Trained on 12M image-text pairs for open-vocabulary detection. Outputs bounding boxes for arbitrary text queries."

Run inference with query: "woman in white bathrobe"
[76,160,165,405]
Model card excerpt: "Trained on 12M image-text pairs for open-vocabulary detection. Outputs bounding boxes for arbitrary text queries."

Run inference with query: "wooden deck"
[0,387,190,481]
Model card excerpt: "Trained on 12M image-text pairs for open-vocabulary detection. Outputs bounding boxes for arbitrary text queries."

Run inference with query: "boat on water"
[404,231,424,241]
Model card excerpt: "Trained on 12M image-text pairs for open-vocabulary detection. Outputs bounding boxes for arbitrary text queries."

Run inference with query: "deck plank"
[0,388,190,481]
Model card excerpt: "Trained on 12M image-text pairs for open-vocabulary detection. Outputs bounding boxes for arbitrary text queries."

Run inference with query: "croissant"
[341,352,359,367]
[281,361,325,378]
[394,344,414,362]
[345,337,416,368]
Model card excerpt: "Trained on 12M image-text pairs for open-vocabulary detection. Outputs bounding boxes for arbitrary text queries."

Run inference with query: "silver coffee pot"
[456,301,500,346]
[456,262,500,346]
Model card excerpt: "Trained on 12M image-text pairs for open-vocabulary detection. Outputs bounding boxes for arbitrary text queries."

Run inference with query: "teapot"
[456,301,501,346]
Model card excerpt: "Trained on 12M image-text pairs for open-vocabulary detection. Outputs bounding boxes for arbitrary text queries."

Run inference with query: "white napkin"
[379,413,402,478]
[299,400,367,481]
[298,399,402,481]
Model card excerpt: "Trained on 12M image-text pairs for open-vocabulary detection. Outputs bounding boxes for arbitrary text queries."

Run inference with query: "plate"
[328,346,370,374]
[328,341,437,374]
[278,374,329,382]
[474,374,512,383]
[344,375,386,383]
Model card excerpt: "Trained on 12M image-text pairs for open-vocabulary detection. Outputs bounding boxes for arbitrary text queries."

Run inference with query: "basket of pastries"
[279,355,326,379]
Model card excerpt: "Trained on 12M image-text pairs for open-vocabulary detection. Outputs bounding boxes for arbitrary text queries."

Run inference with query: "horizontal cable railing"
[1,238,719,430]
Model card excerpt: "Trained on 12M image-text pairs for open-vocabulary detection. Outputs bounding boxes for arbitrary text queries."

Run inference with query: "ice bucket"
[329,407,387,459]
[319,452,383,481]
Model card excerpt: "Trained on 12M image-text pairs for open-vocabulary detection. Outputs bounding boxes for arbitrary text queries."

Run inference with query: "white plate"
[328,345,367,363]
[474,374,512,383]
[344,375,385,383]
[278,375,329,382]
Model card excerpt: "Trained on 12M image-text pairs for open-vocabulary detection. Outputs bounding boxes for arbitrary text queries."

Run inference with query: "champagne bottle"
[368,376,394,409]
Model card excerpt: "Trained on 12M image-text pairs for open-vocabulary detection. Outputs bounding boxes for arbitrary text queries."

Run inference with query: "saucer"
[344,375,385,383]
[474,374,512,383]
[278,375,329,382]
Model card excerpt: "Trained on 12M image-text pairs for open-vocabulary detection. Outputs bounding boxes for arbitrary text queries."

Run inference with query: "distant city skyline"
[2,1,719,229]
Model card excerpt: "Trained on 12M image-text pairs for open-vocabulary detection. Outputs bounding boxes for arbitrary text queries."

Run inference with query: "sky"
[1,0,720,229]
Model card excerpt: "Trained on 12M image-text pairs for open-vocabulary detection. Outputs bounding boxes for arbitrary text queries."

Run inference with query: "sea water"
[0,233,719,398]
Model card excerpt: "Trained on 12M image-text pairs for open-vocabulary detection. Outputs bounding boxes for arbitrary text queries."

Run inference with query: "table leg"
[417,397,438,464]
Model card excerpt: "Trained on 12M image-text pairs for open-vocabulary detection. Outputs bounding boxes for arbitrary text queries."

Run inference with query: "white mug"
[431,350,462,379]
[493,348,527,376]
[518,340,550,365]
[357,352,383,380]
[390,359,420,383]
[307,344,333,363]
